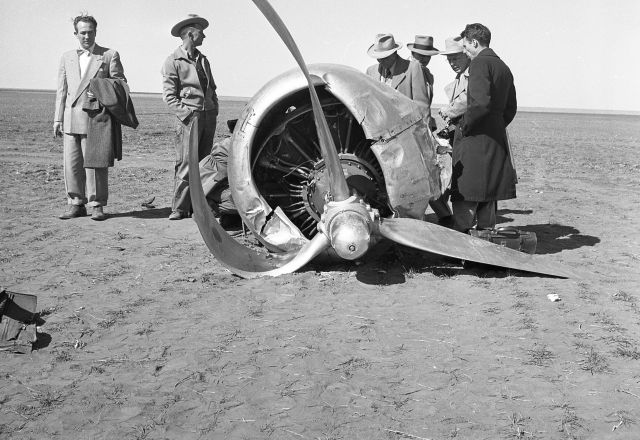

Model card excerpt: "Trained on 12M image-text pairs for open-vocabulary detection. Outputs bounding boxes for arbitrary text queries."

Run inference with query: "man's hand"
[53,122,63,138]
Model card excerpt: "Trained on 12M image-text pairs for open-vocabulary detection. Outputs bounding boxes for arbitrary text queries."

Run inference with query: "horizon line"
[1,88,638,117]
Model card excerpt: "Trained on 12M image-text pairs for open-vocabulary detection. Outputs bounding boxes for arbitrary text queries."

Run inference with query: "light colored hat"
[367,33,402,58]
[171,14,209,37]
[407,35,439,56]
[439,36,464,55]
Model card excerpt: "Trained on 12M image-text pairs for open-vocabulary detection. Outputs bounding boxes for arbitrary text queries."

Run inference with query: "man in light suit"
[53,14,126,220]
[438,36,471,144]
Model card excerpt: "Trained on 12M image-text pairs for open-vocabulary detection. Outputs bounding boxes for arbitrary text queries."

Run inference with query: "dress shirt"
[78,44,95,79]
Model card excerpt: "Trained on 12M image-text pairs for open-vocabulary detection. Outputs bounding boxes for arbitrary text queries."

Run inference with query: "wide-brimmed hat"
[407,35,439,56]
[439,36,464,55]
[171,14,209,37]
[367,33,402,58]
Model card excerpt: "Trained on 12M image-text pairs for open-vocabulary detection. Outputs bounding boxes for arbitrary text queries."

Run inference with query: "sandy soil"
[1,90,639,439]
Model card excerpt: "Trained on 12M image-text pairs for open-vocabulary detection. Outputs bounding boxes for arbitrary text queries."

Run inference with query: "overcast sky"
[1,0,638,112]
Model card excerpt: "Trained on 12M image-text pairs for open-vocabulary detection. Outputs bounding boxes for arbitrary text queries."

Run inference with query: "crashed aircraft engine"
[187,0,573,279]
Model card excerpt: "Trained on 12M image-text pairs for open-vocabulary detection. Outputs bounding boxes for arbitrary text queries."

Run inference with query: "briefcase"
[0,290,38,353]
[469,226,537,254]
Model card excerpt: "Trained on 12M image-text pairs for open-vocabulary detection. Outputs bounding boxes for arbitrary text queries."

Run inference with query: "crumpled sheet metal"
[228,63,441,251]
[371,121,441,219]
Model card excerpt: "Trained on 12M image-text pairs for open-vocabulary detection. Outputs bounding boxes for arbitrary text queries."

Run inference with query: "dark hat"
[407,35,439,56]
[171,14,209,37]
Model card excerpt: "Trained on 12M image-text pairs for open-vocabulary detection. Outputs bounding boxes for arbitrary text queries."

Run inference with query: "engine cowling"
[228,63,442,253]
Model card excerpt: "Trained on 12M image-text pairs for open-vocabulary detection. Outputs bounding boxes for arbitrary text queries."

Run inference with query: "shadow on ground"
[108,207,172,219]
[519,223,600,254]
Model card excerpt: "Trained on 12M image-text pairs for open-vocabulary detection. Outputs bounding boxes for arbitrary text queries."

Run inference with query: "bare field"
[1,89,639,439]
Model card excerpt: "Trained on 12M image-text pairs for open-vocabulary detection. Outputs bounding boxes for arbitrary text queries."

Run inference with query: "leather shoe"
[91,206,107,221]
[59,205,87,219]
[168,210,188,220]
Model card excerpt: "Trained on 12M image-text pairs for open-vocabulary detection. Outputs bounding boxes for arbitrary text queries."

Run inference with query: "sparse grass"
[579,347,611,374]
[607,410,636,432]
[526,345,555,367]
[555,402,583,440]
[519,315,538,331]
[591,311,625,333]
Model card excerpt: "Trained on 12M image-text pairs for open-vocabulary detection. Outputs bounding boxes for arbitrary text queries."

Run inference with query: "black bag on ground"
[0,289,38,353]
[469,226,537,254]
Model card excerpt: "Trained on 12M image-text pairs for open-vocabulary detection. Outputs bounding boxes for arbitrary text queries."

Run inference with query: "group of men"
[366,25,517,232]
[53,13,516,235]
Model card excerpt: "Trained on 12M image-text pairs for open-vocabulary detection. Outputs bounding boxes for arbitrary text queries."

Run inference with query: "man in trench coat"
[451,23,517,232]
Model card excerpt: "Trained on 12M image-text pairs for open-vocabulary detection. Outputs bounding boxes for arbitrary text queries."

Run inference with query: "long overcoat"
[451,48,517,202]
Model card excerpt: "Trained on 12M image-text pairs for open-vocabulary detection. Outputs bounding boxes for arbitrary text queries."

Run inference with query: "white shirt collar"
[78,43,96,54]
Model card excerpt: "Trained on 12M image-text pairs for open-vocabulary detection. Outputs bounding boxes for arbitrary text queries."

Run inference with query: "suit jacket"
[440,68,469,123]
[54,44,126,135]
[452,48,517,202]
[366,57,430,109]
[82,78,139,168]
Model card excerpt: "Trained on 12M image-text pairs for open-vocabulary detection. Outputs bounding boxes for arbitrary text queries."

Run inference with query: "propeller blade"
[189,125,330,278]
[251,0,350,201]
[378,218,574,278]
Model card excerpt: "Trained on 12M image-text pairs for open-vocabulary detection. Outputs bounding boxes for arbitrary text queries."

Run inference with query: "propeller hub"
[321,196,375,260]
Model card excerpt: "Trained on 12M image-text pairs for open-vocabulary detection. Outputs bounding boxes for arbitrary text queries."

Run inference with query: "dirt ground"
[1,90,639,439]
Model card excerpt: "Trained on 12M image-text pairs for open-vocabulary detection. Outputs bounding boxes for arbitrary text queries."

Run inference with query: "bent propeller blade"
[378,218,574,278]
[251,0,350,201]
[189,127,329,278]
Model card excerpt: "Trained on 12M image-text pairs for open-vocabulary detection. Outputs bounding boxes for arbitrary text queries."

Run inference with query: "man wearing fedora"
[407,35,439,132]
[365,34,430,113]
[53,14,126,221]
[437,36,471,143]
[451,23,517,232]
[161,14,219,220]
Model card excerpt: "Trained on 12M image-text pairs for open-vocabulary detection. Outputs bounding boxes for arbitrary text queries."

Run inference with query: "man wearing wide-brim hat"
[365,33,431,117]
[438,36,470,137]
[161,14,219,220]
[407,35,439,132]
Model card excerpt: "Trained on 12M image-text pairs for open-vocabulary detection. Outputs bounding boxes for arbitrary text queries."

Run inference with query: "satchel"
[0,290,38,353]
[469,226,537,254]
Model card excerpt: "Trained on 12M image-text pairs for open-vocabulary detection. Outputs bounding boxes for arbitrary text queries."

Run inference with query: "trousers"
[63,133,108,206]
[452,200,496,232]
[173,110,217,213]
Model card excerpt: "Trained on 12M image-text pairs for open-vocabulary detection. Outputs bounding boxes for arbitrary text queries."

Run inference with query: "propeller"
[378,218,573,278]
[251,0,349,202]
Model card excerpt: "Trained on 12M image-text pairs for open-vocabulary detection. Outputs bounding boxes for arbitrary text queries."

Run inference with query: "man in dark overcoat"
[451,23,517,232]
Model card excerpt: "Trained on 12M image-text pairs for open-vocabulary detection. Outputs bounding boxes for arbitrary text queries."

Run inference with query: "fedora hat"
[171,14,209,37]
[439,36,464,55]
[367,33,402,58]
[407,35,439,56]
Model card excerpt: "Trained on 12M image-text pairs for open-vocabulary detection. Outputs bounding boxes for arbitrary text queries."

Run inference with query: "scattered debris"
[141,196,155,208]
